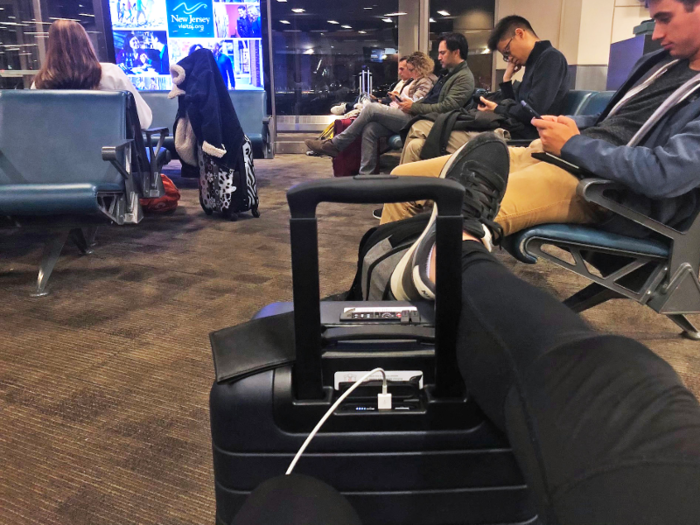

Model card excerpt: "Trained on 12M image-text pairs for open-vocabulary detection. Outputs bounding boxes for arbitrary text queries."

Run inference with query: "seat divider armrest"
[577,178,684,242]
[142,127,168,184]
[102,139,134,181]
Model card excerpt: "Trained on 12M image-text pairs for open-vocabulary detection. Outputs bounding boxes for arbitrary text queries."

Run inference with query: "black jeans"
[457,241,700,525]
[234,242,700,525]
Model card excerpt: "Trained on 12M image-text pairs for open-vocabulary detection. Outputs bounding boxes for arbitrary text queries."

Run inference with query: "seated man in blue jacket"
[382,0,700,249]
[400,16,570,165]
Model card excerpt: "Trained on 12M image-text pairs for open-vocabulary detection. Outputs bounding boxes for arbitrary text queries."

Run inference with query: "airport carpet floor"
[1,155,700,525]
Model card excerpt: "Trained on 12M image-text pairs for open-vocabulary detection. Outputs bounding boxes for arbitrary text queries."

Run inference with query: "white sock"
[480,226,494,252]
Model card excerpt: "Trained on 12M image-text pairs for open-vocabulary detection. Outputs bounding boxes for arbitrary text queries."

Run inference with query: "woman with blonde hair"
[305,52,438,174]
[401,52,437,102]
[33,19,152,127]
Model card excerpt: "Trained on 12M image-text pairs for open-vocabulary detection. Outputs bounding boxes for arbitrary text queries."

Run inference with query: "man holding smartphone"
[399,16,570,166]
[381,0,700,238]
[476,16,570,136]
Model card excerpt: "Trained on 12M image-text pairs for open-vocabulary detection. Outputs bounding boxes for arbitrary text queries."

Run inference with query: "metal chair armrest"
[102,139,134,180]
[577,178,685,242]
[141,127,169,197]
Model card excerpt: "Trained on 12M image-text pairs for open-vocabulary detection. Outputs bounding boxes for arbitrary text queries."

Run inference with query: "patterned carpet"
[1,155,699,525]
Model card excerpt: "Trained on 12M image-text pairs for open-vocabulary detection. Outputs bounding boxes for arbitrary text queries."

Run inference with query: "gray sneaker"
[390,133,510,301]
[305,138,340,158]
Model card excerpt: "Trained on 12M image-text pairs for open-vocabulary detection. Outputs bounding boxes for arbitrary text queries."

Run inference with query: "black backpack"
[346,212,431,300]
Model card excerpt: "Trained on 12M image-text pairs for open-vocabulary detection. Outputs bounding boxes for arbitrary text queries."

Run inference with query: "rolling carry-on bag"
[332,118,362,177]
[209,176,537,525]
[199,136,260,220]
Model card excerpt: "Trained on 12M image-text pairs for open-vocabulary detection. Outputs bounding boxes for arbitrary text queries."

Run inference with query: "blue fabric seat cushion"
[505,224,669,264]
[388,134,403,150]
[144,146,171,167]
[253,302,294,319]
[0,183,124,216]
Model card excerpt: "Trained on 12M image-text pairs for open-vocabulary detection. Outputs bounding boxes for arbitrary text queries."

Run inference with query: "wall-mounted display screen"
[109,0,264,91]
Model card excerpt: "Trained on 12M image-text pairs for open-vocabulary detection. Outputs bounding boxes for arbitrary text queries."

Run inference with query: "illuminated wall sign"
[108,0,265,91]
[165,0,214,38]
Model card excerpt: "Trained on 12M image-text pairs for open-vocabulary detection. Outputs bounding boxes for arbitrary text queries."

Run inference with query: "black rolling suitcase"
[209,176,537,525]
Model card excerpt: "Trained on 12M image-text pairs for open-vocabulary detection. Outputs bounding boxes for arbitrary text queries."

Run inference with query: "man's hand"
[398,98,413,113]
[531,116,580,156]
[478,96,498,113]
[503,60,522,83]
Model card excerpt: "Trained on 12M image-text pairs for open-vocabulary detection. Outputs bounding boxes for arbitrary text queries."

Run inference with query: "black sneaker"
[446,133,510,244]
[390,133,510,301]
[372,207,383,220]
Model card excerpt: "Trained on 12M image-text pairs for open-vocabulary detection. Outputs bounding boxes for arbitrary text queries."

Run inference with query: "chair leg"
[666,314,700,341]
[69,228,94,255]
[31,232,69,297]
[84,225,99,247]
[563,283,625,313]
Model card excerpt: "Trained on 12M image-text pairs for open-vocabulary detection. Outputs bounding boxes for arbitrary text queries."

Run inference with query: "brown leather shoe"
[304,138,340,158]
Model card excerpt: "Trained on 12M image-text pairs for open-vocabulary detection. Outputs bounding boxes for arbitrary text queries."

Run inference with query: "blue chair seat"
[0,183,124,216]
[246,132,263,152]
[145,146,170,167]
[388,134,403,150]
[505,224,669,264]
[253,301,294,319]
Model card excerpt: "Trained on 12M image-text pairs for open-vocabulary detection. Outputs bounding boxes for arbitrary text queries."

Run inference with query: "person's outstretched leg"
[393,132,700,524]
[359,121,393,174]
[456,239,700,525]
[305,104,409,158]
[380,155,451,224]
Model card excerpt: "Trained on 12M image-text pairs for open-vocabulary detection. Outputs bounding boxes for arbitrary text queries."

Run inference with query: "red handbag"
[139,174,181,213]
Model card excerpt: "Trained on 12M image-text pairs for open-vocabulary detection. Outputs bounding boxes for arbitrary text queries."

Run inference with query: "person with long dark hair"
[33,20,152,127]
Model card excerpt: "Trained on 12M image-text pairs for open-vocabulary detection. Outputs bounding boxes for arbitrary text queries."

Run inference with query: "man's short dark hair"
[399,55,410,63]
[439,33,469,60]
[487,16,537,51]
[643,0,699,11]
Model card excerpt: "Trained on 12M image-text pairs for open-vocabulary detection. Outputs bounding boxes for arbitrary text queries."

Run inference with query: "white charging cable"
[286,367,392,475]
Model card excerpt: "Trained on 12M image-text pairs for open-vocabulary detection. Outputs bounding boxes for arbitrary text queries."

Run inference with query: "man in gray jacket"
[381,0,700,237]
[305,33,474,176]
[397,33,475,117]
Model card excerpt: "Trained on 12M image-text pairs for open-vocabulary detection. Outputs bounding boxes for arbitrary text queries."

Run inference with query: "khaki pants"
[400,120,483,165]
[381,139,603,236]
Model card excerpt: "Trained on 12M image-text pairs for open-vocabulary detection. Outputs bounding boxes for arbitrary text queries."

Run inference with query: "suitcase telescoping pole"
[287,175,466,400]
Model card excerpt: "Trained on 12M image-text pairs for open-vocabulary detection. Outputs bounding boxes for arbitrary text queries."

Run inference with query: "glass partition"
[270,0,400,116]
[0,0,106,89]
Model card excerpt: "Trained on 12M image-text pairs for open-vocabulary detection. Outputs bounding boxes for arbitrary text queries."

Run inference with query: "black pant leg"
[456,241,700,525]
[456,241,596,430]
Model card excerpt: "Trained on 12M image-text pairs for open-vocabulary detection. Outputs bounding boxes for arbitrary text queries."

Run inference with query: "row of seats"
[141,90,273,160]
[0,90,168,295]
[384,88,700,339]
[386,89,615,151]
[499,89,700,339]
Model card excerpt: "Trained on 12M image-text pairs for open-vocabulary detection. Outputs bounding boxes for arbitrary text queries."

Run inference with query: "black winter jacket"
[494,40,570,138]
[170,48,245,168]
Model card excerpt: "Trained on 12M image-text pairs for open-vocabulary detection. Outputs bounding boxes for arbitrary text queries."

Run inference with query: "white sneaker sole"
[389,142,474,301]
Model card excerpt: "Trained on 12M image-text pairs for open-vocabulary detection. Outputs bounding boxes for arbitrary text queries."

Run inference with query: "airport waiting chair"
[502,178,700,339]
[386,90,611,152]
[0,90,167,296]
[142,90,273,159]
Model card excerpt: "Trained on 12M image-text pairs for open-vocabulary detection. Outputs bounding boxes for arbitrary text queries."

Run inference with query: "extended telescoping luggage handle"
[287,175,466,400]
